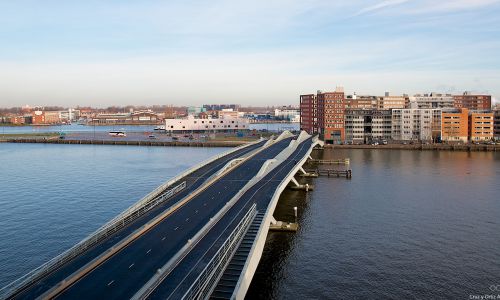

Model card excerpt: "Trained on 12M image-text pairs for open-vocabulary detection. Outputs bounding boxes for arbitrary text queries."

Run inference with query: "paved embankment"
[328,144,499,152]
[3,138,248,147]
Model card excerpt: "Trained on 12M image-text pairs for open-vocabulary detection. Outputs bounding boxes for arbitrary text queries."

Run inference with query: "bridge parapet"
[232,136,320,299]
[183,204,257,300]
[0,138,264,300]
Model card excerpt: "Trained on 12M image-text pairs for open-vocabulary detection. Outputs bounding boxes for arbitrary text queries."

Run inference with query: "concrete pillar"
[299,166,307,175]
[290,177,300,187]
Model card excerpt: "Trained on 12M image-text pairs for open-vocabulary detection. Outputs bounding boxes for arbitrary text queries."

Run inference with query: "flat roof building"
[164,115,249,133]
[469,111,494,141]
[441,108,469,143]
[410,93,454,109]
[453,92,491,110]
[391,108,441,141]
[345,109,392,143]
[300,94,319,135]
[378,95,407,110]
[318,88,345,144]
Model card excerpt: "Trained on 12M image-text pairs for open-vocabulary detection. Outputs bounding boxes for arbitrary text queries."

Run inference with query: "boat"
[154,125,165,131]
[109,131,126,137]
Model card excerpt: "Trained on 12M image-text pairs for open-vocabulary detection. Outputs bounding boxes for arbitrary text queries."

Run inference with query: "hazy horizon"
[1,0,499,107]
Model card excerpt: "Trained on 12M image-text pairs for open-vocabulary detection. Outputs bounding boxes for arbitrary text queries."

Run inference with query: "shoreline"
[2,135,498,151]
[326,144,499,152]
[1,138,247,147]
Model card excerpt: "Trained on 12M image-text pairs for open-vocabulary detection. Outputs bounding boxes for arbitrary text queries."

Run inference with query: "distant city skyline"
[0,0,499,107]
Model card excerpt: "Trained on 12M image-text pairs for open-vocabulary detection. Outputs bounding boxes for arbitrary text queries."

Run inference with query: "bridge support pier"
[297,166,318,178]
[288,177,313,191]
[269,216,298,232]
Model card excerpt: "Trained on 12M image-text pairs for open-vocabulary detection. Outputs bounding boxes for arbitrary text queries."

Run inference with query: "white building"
[391,108,441,141]
[409,93,454,109]
[164,115,249,133]
[274,108,300,122]
[344,109,392,143]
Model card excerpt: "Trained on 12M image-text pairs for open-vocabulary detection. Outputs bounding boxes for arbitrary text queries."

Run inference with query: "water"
[247,149,500,299]
[1,145,498,299]
[0,123,299,134]
[0,143,229,287]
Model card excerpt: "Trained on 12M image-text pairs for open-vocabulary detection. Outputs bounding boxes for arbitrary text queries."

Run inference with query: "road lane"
[10,140,265,300]
[54,138,293,299]
[148,137,313,299]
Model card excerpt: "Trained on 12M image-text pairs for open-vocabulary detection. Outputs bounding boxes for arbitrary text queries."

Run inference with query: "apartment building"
[391,109,441,141]
[345,109,392,143]
[317,88,345,144]
[441,108,469,143]
[299,94,318,134]
[378,93,407,109]
[469,111,494,141]
[453,92,491,110]
[345,94,377,109]
[495,110,500,140]
[410,93,454,109]
[164,115,248,133]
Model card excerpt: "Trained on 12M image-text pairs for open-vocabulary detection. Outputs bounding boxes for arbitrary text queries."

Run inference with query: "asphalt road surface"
[49,138,293,299]
[10,140,266,300]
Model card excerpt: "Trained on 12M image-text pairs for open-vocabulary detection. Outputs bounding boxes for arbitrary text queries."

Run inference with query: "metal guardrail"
[0,181,186,300]
[182,204,257,300]
[0,140,263,299]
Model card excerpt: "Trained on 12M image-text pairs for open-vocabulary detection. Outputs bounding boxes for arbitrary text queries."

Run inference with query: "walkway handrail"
[182,204,257,300]
[0,139,262,299]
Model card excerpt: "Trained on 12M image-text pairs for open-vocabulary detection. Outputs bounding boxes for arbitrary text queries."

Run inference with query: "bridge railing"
[0,140,263,299]
[182,204,257,300]
[0,181,186,299]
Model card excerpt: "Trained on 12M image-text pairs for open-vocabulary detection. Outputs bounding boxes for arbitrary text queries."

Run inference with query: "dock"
[309,158,350,164]
[304,168,352,178]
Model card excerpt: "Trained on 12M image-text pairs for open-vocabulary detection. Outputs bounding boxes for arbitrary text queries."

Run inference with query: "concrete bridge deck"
[1,131,322,300]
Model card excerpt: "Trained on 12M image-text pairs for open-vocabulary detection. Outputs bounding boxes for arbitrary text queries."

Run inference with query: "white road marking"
[162,236,166,241]
[195,210,198,214]
[129,263,134,269]
[147,249,151,254]
[185,218,189,222]
[174,226,179,231]
[107,280,114,286]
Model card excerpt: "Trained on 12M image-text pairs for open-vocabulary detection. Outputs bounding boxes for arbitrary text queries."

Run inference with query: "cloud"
[353,0,410,16]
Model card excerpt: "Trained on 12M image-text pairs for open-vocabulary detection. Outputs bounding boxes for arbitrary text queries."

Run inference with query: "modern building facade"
[345,94,377,109]
[318,88,345,144]
[89,110,160,125]
[344,109,392,143]
[453,92,491,110]
[409,93,454,109]
[300,87,345,143]
[274,107,300,122]
[441,108,469,142]
[300,94,319,134]
[378,95,407,110]
[164,115,249,133]
[495,110,500,140]
[391,108,441,141]
[469,111,494,141]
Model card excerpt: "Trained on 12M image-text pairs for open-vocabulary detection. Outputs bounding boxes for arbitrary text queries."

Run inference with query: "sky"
[0,0,499,108]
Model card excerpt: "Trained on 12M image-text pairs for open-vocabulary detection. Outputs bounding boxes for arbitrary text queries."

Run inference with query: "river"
[0,144,498,298]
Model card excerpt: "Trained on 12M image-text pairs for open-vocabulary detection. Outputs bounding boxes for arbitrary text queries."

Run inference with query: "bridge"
[1,131,323,300]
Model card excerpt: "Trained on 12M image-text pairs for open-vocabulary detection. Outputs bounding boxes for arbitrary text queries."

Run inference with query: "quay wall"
[1,138,247,147]
[326,144,499,152]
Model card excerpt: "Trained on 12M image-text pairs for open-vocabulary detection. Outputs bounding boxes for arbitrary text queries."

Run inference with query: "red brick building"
[299,94,318,134]
[453,92,491,110]
[300,87,345,144]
